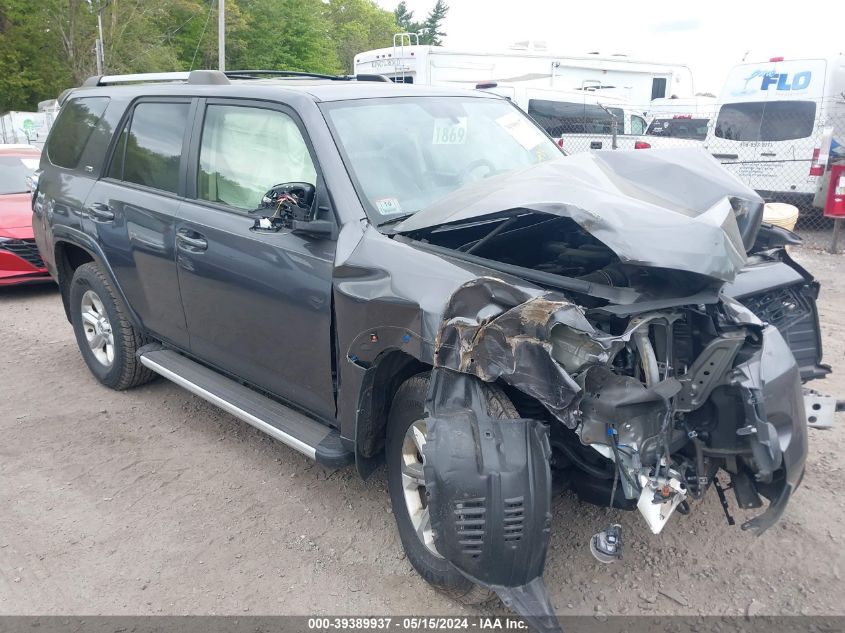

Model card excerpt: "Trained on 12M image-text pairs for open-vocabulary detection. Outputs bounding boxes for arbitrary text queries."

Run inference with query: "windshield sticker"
[375,197,402,215]
[20,158,39,169]
[432,117,468,145]
[496,112,547,151]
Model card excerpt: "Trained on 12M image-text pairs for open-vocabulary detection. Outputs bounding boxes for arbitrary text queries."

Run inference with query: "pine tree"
[394,1,418,33]
[419,0,447,46]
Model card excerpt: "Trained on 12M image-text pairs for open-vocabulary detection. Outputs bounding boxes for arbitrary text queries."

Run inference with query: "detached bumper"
[734,325,808,534]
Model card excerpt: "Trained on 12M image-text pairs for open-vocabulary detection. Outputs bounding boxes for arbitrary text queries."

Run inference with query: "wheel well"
[54,241,94,322]
[355,349,428,477]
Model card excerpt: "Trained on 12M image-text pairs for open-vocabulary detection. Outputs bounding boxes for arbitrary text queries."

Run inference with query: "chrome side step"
[138,348,352,468]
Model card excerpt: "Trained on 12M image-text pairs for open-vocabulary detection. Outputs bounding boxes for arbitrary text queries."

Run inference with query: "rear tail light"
[809,147,824,176]
[634,141,651,149]
[557,138,564,149]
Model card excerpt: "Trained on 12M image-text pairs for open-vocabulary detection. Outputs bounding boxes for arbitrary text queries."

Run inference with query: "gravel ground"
[1,246,843,618]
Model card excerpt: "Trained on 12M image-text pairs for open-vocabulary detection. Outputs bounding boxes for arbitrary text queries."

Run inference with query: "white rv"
[354,39,694,109]
[704,55,845,207]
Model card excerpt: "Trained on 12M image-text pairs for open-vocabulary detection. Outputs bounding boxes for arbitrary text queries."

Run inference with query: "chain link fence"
[536,97,845,251]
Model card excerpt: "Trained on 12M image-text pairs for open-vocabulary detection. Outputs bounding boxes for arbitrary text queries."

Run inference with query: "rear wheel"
[386,372,517,604]
[69,262,155,390]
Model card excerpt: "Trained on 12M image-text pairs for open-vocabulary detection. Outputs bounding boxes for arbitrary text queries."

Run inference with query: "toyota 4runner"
[32,70,833,630]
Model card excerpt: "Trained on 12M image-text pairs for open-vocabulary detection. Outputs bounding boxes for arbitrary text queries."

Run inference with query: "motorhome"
[354,37,694,109]
[704,55,845,207]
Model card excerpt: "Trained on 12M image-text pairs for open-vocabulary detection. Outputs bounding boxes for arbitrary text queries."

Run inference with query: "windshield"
[0,155,39,195]
[646,118,709,140]
[321,96,560,224]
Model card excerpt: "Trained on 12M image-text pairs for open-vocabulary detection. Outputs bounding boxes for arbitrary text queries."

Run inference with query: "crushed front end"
[391,150,814,627]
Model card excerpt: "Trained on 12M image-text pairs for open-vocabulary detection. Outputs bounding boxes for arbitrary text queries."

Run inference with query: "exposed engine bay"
[407,212,805,537]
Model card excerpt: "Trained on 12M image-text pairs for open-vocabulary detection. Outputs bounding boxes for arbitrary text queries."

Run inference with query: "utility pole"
[218,0,225,71]
[97,6,105,73]
[90,0,106,74]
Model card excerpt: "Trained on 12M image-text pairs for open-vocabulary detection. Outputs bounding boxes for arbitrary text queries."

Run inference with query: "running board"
[138,348,352,469]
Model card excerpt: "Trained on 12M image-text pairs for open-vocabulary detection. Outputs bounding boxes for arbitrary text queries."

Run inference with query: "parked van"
[705,55,845,207]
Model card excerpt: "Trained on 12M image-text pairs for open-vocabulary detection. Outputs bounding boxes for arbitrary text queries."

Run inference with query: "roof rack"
[223,70,391,82]
[83,70,229,86]
[80,69,393,89]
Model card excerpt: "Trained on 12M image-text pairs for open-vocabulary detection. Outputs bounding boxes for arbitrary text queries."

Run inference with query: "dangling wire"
[190,0,215,71]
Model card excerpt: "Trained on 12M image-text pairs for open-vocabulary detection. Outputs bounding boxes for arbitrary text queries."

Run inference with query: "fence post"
[830,218,843,254]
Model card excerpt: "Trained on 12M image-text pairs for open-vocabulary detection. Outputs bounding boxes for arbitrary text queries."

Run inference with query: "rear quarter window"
[714,101,816,142]
[46,97,110,169]
[528,99,625,135]
[647,118,710,140]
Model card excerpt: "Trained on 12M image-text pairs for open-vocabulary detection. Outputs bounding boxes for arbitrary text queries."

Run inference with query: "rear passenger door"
[175,99,337,420]
[85,98,193,348]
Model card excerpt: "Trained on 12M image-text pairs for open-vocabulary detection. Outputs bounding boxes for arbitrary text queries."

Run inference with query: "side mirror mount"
[291,218,336,240]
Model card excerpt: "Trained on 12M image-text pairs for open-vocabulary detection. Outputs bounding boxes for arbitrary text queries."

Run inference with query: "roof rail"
[79,69,392,88]
[82,70,230,87]
[224,70,392,83]
[224,70,342,80]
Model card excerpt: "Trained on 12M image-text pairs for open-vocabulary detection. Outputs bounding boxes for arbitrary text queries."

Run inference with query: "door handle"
[176,230,208,251]
[87,202,115,221]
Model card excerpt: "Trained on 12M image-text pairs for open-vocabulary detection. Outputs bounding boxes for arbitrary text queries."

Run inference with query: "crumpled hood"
[395,148,762,282]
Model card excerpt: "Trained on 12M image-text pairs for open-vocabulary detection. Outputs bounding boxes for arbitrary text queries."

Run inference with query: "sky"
[374,0,844,95]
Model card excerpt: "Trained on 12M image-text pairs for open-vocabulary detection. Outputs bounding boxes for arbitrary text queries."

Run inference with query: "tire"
[69,262,155,390]
[386,372,518,605]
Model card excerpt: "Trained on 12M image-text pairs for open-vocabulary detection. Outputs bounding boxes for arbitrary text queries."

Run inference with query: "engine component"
[590,523,623,563]
[636,466,687,534]
[549,324,610,374]
[576,365,681,467]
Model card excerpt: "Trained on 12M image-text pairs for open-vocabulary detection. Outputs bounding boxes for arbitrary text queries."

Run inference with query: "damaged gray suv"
[33,70,829,629]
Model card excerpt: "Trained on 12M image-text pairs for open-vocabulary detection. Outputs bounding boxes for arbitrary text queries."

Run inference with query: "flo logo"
[731,69,812,96]
[760,71,812,91]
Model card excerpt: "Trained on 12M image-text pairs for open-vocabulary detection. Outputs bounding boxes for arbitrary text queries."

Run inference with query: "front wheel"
[386,372,517,604]
[69,262,155,390]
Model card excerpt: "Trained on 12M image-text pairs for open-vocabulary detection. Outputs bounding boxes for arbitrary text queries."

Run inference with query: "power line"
[190,0,215,71]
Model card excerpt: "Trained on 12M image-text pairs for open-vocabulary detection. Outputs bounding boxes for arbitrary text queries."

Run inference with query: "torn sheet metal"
[395,148,762,282]
[434,277,594,425]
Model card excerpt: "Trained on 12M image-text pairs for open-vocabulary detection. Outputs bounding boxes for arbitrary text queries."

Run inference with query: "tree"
[394,1,418,33]
[0,0,74,110]
[418,0,447,45]
[324,0,398,73]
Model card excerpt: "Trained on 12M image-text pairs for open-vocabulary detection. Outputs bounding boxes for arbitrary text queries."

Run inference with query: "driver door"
[175,99,337,420]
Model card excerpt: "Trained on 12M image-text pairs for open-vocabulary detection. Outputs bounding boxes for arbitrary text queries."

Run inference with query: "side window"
[46,97,110,169]
[108,102,190,194]
[197,104,317,212]
[630,115,646,136]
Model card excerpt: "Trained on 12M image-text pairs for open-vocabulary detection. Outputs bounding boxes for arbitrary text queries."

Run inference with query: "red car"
[0,145,51,286]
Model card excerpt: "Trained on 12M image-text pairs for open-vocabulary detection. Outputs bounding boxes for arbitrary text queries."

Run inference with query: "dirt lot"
[1,246,844,618]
